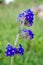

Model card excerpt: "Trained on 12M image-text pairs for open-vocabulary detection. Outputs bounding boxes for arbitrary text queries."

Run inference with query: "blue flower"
[17,44,24,55]
[17,9,34,27]
[24,9,34,16]
[24,9,34,26]
[6,45,13,50]
[5,45,17,57]
[19,13,25,17]
[22,29,34,40]
[17,12,25,23]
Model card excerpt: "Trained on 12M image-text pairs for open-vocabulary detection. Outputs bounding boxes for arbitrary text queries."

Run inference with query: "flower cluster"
[17,9,34,27]
[5,44,24,57]
[21,29,34,40]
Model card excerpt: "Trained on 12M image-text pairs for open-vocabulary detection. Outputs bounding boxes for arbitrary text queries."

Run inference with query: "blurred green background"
[0,0,43,65]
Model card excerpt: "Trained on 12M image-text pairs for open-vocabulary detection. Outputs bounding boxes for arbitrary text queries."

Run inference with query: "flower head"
[17,9,34,27]
[21,29,34,40]
[5,45,17,57]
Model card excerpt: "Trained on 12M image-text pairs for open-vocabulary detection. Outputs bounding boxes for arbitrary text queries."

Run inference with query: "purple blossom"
[17,44,24,55]
[5,45,17,57]
[6,45,13,50]
[17,12,25,23]
[24,9,34,16]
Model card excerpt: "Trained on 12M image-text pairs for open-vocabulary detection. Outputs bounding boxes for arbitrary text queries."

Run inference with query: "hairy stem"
[10,34,20,65]
[10,22,24,65]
